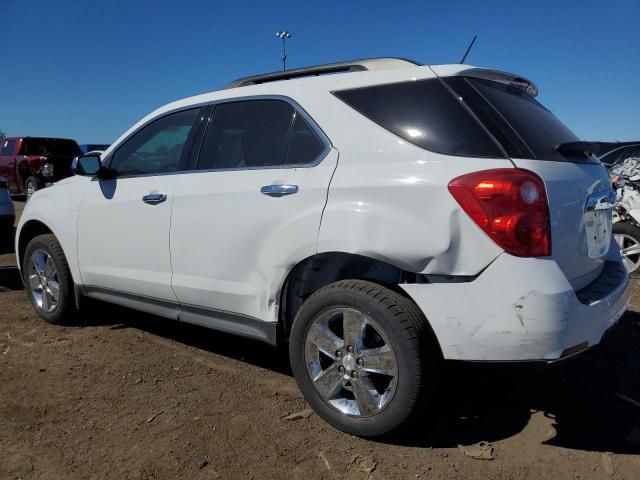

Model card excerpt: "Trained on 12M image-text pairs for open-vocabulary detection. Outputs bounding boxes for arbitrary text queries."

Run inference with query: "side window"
[196,100,294,170]
[284,114,326,165]
[110,108,199,176]
[1,139,16,156]
[335,79,504,158]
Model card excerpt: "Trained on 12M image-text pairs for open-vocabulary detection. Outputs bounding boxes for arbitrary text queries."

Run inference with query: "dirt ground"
[1,200,639,480]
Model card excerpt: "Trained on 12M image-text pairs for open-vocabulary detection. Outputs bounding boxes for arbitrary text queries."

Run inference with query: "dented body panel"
[401,239,629,361]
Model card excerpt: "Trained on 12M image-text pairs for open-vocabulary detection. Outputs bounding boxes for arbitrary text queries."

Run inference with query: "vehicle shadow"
[70,301,640,454]
[0,265,638,453]
[391,313,640,453]
[76,299,293,376]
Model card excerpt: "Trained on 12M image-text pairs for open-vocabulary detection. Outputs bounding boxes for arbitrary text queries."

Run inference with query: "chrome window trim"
[101,95,332,180]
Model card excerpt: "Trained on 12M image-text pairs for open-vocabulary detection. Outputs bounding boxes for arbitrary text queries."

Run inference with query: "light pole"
[276,30,291,71]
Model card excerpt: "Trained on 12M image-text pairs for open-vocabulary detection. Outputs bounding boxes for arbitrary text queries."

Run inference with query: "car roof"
[102,59,535,159]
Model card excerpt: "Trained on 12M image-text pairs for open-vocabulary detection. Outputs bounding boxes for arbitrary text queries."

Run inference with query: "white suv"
[16,58,629,437]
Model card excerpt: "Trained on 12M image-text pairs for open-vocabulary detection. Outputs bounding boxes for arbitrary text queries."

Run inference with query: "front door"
[77,107,203,318]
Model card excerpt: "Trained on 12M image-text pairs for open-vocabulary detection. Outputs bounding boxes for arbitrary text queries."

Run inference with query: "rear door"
[443,75,614,290]
[170,98,337,325]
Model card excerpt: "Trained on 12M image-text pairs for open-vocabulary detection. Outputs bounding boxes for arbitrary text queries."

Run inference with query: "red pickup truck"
[0,137,82,199]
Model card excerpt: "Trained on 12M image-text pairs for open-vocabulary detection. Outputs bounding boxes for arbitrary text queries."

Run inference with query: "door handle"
[142,193,167,205]
[260,184,299,197]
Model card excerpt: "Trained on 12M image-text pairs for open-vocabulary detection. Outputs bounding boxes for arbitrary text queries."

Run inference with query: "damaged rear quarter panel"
[314,100,510,275]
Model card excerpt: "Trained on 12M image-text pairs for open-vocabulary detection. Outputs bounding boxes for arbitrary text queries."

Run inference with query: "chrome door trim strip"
[83,285,277,345]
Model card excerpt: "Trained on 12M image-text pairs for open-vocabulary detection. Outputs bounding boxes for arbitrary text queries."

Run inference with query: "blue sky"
[1,0,638,144]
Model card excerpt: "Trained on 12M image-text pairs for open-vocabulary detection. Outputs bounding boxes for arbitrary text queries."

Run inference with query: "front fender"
[16,176,90,284]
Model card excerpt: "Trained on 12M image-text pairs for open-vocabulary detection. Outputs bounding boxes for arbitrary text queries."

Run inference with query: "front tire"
[289,280,440,437]
[613,222,640,277]
[23,234,77,324]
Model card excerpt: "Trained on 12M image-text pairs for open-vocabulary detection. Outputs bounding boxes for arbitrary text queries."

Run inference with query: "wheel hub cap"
[614,232,640,273]
[28,249,60,313]
[304,307,399,418]
[342,354,356,371]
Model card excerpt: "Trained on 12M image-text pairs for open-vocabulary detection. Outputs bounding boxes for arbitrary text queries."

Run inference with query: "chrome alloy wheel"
[28,249,60,313]
[25,179,37,200]
[304,307,399,417]
[614,233,640,273]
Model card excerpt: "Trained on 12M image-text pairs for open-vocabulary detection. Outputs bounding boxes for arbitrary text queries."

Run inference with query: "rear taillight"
[448,168,551,257]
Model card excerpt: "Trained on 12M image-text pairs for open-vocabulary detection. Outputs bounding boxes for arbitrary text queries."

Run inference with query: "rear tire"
[613,222,640,277]
[289,279,441,437]
[23,234,77,324]
[24,177,42,201]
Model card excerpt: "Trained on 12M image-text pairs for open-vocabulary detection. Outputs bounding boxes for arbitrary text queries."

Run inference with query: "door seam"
[316,148,340,252]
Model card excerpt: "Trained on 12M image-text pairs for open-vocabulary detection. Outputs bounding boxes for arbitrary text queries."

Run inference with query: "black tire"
[289,279,441,437]
[613,222,640,278]
[24,176,42,201]
[23,234,77,324]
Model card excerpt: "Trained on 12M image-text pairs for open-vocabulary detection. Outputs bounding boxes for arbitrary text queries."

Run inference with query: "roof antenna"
[460,35,477,64]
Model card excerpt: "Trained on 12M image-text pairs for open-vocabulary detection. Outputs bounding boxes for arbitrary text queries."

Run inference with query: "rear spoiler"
[457,68,539,97]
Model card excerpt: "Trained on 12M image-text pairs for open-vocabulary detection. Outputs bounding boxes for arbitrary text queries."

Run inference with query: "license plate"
[585,209,611,258]
[584,191,615,259]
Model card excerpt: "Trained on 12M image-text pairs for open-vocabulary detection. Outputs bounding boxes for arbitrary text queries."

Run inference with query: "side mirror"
[72,154,102,176]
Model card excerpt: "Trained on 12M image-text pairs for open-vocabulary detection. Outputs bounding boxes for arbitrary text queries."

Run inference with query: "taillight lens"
[448,169,551,257]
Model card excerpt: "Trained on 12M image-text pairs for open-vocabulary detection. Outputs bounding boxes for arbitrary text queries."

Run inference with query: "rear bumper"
[401,240,629,361]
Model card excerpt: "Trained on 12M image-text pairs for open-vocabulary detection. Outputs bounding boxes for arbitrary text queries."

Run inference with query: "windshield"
[20,139,82,156]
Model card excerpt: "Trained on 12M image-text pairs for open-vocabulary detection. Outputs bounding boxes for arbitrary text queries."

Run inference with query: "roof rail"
[222,57,421,89]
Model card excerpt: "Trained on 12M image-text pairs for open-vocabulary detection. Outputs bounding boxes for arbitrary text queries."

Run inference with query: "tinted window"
[442,77,532,159]
[110,109,199,175]
[1,139,16,156]
[334,79,504,158]
[465,78,582,162]
[20,138,81,156]
[284,114,326,165]
[197,100,294,170]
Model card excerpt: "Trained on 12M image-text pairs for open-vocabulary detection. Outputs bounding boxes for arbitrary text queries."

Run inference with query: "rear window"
[335,75,587,163]
[468,78,584,161]
[20,139,81,156]
[445,77,584,162]
[334,79,504,158]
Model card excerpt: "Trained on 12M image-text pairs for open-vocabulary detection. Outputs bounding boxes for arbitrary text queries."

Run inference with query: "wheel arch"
[17,220,53,271]
[278,251,439,347]
[17,219,83,308]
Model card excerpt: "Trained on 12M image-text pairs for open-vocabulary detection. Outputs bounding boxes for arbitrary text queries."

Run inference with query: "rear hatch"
[440,71,613,290]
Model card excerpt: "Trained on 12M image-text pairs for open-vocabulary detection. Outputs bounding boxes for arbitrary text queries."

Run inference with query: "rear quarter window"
[334,78,504,158]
